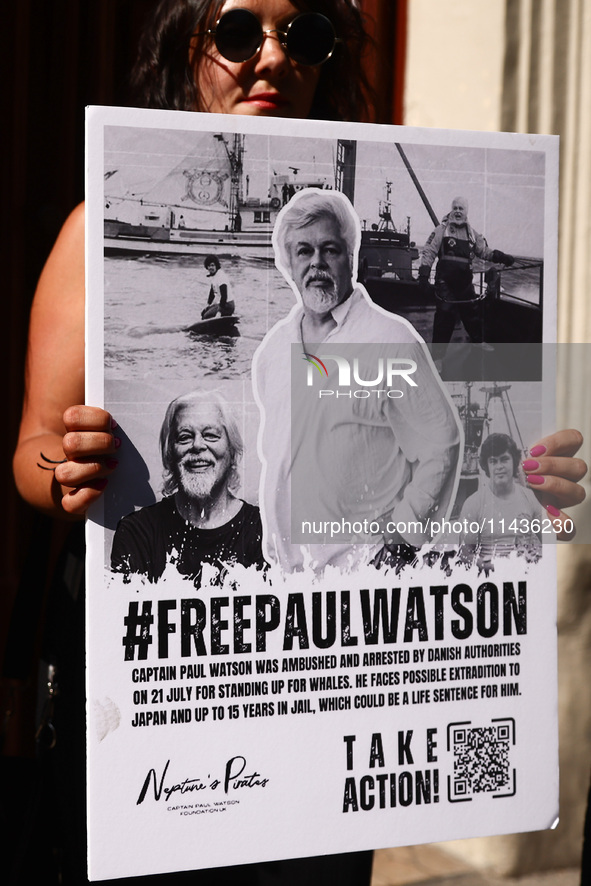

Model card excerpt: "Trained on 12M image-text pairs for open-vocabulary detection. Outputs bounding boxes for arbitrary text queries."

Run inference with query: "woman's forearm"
[13,431,78,519]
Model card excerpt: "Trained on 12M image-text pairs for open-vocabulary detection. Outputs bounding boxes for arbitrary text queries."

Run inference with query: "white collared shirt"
[252,288,462,573]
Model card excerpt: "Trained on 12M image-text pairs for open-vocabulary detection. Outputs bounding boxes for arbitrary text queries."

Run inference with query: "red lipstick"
[242,92,288,110]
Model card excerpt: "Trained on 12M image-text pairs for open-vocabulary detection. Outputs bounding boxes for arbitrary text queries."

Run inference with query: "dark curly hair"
[130,0,373,121]
[479,433,521,478]
[203,253,221,269]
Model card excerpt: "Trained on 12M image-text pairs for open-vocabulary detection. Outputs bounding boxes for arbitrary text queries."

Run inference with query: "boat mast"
[335,140,356,203]
[395,143,439,226]
[377,181,397,231]
[337,138,441,233]
[214,133,244,232]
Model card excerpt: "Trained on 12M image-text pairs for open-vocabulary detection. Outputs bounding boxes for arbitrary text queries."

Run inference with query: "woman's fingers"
[524,466,587,507]
[55,450,119,488]
[523,429,587,540]
[522,454,587,484]
[529,428,584,460]
[62,429,119,462]
[62,404,114,433]
[60,481,110,516]
[57,406,120,514]
[523,434,587,510]
[61,405,119,468]
[539,506,577,542]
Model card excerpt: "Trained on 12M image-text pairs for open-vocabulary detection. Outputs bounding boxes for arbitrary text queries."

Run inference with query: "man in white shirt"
[253,189,462,574]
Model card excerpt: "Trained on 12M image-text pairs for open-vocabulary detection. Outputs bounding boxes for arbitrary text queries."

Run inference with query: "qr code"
[447,719,516,802]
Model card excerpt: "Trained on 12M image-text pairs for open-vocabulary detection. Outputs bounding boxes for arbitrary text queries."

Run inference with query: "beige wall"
[404,0,591,876]
[405,0,505,131]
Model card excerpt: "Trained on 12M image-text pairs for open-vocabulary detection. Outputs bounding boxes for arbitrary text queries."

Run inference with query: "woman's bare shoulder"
[36,202,85,299]
[23,201,87,430]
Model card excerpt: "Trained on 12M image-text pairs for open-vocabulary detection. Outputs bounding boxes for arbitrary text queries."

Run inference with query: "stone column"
[405,0,591,875]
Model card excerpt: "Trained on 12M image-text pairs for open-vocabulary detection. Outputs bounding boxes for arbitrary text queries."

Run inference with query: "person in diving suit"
[418,196,514,344]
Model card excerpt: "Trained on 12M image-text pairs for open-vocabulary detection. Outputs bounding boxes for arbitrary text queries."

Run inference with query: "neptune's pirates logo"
[182,168,229,206]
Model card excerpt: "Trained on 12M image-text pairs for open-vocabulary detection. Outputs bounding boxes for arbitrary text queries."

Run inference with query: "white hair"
[452,196,469,210]
[272,188,361,284]
[159,390,243,496]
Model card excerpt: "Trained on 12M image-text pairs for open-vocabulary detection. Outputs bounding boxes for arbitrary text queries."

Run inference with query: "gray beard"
[175,463,230,505]
[303,283,340,314]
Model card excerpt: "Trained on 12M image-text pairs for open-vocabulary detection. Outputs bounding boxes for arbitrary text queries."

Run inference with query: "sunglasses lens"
[214,9,262,63]
[286,13,337,66]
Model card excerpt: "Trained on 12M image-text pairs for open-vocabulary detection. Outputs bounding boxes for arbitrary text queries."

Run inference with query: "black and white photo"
[85,108,560,881]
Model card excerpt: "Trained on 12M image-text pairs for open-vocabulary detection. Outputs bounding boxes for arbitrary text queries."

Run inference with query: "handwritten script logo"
[137,757,269,805]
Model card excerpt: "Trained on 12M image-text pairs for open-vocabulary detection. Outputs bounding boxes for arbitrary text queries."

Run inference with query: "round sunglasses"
[197,8,340,66]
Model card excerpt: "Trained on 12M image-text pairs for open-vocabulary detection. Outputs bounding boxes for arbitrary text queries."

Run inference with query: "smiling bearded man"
[418,196,515,345]
[111,390,265,583]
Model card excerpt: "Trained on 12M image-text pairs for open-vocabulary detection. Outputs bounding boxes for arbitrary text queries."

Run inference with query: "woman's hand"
[522,429,587,540]
[12,204,115,521]
[54,406,120,516]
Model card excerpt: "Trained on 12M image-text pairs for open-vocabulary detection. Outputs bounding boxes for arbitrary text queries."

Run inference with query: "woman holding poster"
[11,2,587,885]
[13,1,584,530]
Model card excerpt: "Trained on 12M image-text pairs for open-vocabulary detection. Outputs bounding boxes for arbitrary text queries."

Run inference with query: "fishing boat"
[358,182,418,284]
[104,132,544,345]
[104,133,333,257]
[103,135,421,281]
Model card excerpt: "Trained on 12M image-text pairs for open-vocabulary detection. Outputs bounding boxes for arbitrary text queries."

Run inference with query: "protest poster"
[85,107,559,880]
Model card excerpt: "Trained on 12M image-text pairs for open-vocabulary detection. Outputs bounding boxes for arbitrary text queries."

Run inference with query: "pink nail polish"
[106,458,119,469]
[546,505,561,517]
[522,459,539,471]
[111,417,118,429]
[530,445,546,457]
[527,474,545,485]
[114,436,122,449]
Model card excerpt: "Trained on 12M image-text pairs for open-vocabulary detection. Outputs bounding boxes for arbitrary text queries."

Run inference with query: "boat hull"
[104,234,273,257]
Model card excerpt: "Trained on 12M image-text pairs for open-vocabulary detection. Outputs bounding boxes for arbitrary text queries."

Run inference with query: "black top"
[110,497,265,584]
